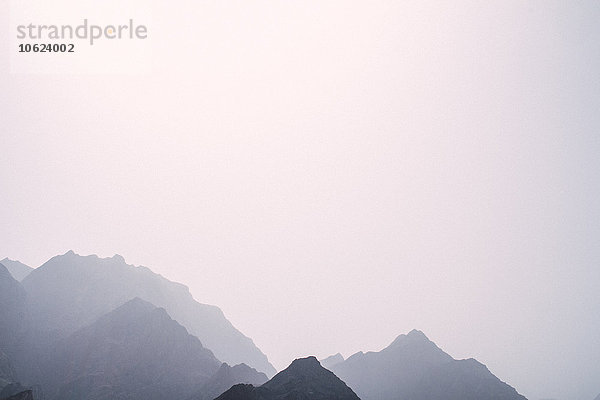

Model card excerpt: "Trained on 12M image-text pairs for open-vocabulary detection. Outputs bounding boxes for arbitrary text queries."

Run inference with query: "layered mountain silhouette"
[21,251,275,376]
[215,356,360,400]
[188,363,268,400]
[320,353,344,370]
[329,329,527,400]
[36,298,221,400]
[0,260,32,282]
[0,252,531,400]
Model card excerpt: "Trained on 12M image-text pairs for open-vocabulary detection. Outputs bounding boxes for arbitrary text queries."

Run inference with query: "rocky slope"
[36,298,221,400]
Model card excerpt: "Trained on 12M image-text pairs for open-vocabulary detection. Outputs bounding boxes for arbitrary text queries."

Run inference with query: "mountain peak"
[45,295,222,400]
[320,353,345,369]
[330,332,527,400]
[288,355,320,369]
[0,258,34,281]
[188,363,268,400]
[408,329,427,338]
[389,329,433,348]
[116,297,156,313]
[112,254,126,263]
[217,355,360,400]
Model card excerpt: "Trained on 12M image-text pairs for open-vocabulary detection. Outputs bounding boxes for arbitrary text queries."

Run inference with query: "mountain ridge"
[319,353,345,370]
[0,259,33,282]
[330,330,527,400]
[21,251,275,376]
[37,297,222,400]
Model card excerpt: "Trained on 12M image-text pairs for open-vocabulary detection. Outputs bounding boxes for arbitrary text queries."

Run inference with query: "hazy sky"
[1,2,599,400]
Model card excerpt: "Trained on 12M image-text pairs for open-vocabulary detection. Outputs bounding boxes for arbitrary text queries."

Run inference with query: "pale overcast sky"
[1,2,599,400]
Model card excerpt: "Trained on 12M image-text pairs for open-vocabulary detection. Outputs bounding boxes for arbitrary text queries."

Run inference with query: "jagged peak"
[345,351,365,362]
[248,355,360,400]
[320,353,345,369]
[288,356,321,369]
[231,363,263,373]
[408,329,427,338]
[265,356,324,382]
[112,297,158,314]
[321,352,344,360]
[389,329,431,347]
[323,352,344,360]
[58,251,127,264]
[212,362,267,380]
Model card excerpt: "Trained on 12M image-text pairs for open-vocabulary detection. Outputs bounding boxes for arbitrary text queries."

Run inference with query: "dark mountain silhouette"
[0,260,33,282]
[330,329,527,400]
[319,353,344,370]
[215,356,360,400]
[36,298,221,400]
[21,251,275,376]
[188,363,268,400]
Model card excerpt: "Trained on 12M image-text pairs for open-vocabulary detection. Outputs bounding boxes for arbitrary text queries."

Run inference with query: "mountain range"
[36,298,221,400]
[0,253,276,400]
[21,251,275,377]
[329,329,526,400]
[0,253,531,400]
